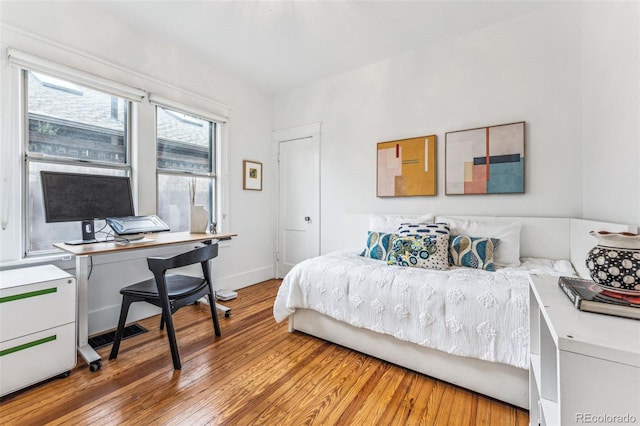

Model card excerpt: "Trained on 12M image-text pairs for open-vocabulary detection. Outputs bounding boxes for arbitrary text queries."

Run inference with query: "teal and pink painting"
[445,122,525,195]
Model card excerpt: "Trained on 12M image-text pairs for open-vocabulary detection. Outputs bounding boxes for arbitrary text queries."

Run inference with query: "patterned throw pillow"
[437,216,521,267]
[397,222,450,237]
[388,225,450,270]
[361,231,395,261]
[449,235,500,271]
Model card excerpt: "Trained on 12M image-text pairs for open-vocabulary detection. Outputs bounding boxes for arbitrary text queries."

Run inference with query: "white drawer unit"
[529,274,640,426]
[0,265,77,397]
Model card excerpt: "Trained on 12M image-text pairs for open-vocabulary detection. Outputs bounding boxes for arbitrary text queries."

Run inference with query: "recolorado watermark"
[576,413,638,424]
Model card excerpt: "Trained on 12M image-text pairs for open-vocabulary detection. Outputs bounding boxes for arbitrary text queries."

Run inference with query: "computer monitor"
[40,171,135,244]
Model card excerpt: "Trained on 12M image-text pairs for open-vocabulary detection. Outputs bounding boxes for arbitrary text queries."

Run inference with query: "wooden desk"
[55,232,237,371]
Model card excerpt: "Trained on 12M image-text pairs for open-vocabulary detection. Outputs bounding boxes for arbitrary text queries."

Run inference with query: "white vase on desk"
[189,205,209,234]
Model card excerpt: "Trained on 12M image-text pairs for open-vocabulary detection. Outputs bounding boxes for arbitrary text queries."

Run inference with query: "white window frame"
[151,95,228,234]
[3,50,143,260]
[23,70,135,256]
[0,47,230,265]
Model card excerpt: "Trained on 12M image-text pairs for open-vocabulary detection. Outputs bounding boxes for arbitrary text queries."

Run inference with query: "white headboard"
[343,214,637,278]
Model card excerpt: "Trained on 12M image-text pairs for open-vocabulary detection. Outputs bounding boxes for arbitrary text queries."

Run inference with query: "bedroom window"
[155,105,220,233]
[23,70,133,255]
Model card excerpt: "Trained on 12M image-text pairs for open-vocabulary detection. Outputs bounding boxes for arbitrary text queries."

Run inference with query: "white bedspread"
[273,250,575,369]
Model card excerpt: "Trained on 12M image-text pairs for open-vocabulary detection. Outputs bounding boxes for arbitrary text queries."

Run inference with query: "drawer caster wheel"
[225,311,231,318]
[89,360,102,372]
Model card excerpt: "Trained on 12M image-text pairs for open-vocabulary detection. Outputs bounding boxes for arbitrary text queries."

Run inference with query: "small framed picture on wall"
[243,160,263,191]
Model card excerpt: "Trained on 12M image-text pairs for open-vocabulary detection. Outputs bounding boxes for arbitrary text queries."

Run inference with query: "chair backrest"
[147,243,219,277]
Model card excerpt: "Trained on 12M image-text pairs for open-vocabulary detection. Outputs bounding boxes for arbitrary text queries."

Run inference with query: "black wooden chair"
[109,243,221,369]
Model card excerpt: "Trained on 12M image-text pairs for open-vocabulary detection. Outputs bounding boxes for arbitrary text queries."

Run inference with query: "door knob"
[304,216,311,223]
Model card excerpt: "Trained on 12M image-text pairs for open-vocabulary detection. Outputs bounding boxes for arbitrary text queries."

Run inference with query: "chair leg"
[207,293,221,337]
[109,296,134,360]
[159,311,165,330]
[162,311,181,370]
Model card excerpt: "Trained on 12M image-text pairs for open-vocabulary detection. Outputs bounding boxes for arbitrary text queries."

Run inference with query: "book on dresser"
[557,276,640,320]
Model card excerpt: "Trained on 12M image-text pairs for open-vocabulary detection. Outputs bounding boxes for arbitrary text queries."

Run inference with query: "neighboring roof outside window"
[28,72,125,133]
[26,71,210,169]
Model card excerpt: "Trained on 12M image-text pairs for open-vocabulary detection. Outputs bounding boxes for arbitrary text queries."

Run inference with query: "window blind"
[7,48,146,103]
[149,94,228,124]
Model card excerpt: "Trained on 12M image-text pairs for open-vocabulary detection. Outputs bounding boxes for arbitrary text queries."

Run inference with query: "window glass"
[28,71,128,164]
[25,70,130,254]
[27,163,128,252]
[157,174,214,232]
[156,107,211,172]
[156,106,216,232]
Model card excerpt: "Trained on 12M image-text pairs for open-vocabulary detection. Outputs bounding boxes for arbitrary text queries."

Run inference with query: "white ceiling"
[1,1,559,93]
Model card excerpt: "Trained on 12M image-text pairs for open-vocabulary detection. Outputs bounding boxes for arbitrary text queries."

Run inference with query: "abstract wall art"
[445,122,525,195]
[377,135,436,197]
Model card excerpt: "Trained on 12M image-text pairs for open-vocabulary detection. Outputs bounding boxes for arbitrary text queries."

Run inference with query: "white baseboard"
[88,303,161,336]
[213,264,274,291]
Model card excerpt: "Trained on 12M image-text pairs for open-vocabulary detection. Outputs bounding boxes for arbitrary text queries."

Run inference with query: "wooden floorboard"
[0,279,529,425]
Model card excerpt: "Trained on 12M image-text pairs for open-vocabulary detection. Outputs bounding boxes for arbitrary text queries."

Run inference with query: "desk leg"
[203,246,231,318]
[215,303,231,318]
[76,256,102,371]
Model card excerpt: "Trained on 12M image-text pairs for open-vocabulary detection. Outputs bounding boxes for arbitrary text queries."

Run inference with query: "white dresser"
[529,274,640,426]
[0,265,77,397]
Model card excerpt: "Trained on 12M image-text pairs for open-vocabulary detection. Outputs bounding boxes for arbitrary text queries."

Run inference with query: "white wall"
[0,3,276,333]
[274,5,591,253]
[581,2,640,226]
[1,1,637,332]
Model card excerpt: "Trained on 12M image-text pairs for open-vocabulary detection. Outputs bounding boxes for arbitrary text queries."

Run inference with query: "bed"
[273,215,636,408]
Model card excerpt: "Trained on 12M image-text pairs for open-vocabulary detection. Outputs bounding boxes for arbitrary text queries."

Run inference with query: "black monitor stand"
[64,220,98,245]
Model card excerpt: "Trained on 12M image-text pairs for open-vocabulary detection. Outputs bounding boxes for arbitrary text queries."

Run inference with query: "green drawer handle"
[0,335,57,357]
[0,287,57,304]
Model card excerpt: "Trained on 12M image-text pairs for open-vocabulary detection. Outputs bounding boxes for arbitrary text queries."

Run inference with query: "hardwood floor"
[0,279,529,425]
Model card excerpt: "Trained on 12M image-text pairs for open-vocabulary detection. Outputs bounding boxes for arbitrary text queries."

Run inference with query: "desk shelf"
[528,274,640,426]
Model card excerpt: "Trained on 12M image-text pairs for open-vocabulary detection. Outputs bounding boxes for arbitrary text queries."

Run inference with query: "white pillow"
[369,213,434,233]
[436,216,523,267]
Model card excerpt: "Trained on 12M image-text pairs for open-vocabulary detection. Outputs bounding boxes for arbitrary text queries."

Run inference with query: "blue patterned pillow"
[388,230,450,270]
[449,235,500,271]
[361,231,395,261]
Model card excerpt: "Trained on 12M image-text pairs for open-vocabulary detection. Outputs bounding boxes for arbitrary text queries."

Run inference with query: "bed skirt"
[289,308,529,409]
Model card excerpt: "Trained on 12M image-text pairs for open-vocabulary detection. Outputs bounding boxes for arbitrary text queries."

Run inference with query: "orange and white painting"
[377,135,436,197]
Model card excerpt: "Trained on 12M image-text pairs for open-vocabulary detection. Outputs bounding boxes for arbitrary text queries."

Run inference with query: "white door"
[275,124,320,278]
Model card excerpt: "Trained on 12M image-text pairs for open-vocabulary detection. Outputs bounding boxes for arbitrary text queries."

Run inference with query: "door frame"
[273,123,321,278]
